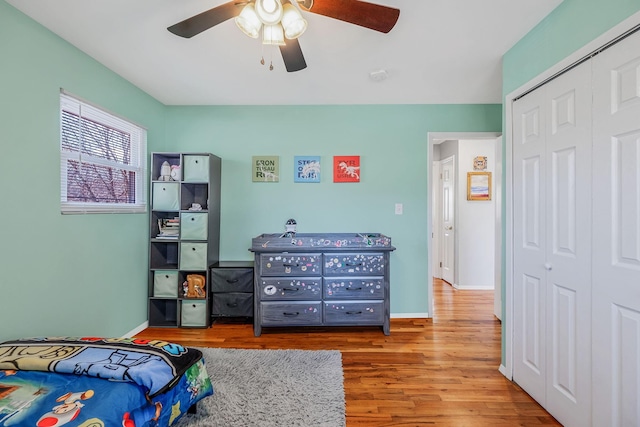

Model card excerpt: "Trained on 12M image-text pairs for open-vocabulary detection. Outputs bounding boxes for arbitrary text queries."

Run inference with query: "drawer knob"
[346,287,362,291]
[346,311,363,316]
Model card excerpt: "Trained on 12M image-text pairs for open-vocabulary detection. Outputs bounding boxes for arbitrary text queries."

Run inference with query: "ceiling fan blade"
[168,1,242,38]
[301,0,399,33]
[279,39,307,72]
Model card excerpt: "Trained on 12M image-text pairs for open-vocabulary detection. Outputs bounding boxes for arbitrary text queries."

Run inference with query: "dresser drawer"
[324,301,384,325]
[258,277,322,301]
[260,302,322,326]
[260,253,321,276]
[323,277,384,300]
[323,253,385,276]
[211,292,253,317]
[211,268,253,292]
[180,212,208,240]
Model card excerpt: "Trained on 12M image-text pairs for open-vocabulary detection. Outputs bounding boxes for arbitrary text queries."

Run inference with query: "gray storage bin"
[180,242,208,270]
[180,212,208,240]
[181,300,207,327]
[183,155,209,182]
[153,271,179,297]
[152,182,180,211]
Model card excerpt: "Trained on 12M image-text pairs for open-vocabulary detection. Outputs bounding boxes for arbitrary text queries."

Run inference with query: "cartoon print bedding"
[0,337,213,426]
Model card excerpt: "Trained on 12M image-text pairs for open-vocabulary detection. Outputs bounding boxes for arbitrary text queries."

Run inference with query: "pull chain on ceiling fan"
[167,0,400,72]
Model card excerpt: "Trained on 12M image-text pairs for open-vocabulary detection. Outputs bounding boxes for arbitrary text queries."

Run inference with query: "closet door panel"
[544,63,592,427]
[592,30,640,427]
[513,88,547,405]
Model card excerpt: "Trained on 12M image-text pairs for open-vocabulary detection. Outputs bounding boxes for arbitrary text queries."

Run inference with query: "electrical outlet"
[395,203,403,215]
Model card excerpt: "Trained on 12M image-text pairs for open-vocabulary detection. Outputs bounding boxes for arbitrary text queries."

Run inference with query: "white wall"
[457,139,496,289]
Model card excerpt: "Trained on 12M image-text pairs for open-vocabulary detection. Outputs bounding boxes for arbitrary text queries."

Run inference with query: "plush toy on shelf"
[183,274,206,298]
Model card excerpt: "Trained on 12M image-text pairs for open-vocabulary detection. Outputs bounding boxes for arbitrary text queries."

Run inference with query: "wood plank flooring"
[136,279,561,426]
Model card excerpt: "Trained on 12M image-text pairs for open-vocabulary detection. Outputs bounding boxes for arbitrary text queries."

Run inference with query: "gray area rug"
[178,347,346,427]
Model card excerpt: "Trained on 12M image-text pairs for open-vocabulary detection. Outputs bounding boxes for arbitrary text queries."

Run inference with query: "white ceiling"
[6,0,562,105]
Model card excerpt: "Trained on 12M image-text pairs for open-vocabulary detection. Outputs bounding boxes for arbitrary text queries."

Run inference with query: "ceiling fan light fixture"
[255,0,284,26]
[235,3,262,38]
[262,24,286,46]
[281,3,307,39]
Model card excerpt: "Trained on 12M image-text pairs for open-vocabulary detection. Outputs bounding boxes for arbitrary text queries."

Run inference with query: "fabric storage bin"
[183,155,209,182]
[180,242,208,270]
[180,212,208,240]
[181,300,207,327]
[152,182,179,211]
[211,292,253,317]
[153,271,179,297]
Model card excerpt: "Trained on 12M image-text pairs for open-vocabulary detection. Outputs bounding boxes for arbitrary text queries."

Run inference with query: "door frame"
[426,132,502,318]
[502,10,640,380]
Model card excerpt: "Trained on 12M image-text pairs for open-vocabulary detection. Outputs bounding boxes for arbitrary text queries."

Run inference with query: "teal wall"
[0,1,503,343]
[500,0,640,362]
[166,104,501,315]
[0,1,167,343]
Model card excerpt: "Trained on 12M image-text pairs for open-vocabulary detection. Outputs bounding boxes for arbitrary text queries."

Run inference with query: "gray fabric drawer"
[259,277,322,300]
[324,301,384,325]
[182,155,209,182]
[323,253,385,276]
[152,182,179,211]
[259,253,321,276]
[211,292,253,317]
[180,212,208,240]
[323,277,385,299]
[180,242,208,270]
[260,302,322,326]
[211,268,253,292]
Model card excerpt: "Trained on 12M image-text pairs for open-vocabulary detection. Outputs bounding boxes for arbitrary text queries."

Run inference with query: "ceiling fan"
[167,0,400,72]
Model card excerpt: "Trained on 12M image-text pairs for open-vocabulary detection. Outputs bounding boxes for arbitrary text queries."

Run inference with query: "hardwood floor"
[136,279,561,426]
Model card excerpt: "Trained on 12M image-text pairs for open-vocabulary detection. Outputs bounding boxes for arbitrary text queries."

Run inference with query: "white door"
[440,156,455,285]
[591,30,640,427]
[513,59,592,427]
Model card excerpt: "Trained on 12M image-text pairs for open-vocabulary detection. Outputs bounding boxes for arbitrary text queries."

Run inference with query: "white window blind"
[60,91,147,214]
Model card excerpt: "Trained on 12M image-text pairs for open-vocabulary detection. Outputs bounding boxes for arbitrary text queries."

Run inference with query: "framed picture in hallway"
[467,172,491,200]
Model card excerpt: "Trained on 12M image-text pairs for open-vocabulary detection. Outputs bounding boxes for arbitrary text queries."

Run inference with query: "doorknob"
[445,226,453,230]
[544,262,552,271]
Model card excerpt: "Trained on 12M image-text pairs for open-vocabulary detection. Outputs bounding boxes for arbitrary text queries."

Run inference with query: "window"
[60,91,147,214]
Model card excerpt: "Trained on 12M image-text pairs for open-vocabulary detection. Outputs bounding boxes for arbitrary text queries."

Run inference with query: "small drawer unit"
[210,261,254,319]
[251,233,395,336]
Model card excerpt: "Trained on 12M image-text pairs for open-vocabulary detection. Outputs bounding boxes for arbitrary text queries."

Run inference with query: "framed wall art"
[252,156,279,182]
[333,155,360,183]
[294,156,321,183]
[467,172,491,200]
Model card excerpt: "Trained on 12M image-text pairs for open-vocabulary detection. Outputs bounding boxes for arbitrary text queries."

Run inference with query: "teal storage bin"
[180,212,208,240]
[180,242,208,270]
[181,300,207,327]
[153,271,178,297]
[183,155,209,182]
[152,182,179,211]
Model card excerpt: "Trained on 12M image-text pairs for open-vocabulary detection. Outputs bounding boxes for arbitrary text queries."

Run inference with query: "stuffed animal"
[183,274,206,298]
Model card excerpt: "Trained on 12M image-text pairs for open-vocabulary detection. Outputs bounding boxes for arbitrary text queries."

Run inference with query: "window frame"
[60,90,147,214]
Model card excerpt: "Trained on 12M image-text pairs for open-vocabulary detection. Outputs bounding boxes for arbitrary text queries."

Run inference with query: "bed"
[0,337,213,427]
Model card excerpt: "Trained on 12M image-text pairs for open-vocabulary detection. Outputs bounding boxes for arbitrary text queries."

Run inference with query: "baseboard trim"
[123,321,148,338]
[390,313,430,319]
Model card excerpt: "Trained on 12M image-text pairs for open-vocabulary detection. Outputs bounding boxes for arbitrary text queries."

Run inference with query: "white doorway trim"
[426,132,502,317]
[502,9,640,381]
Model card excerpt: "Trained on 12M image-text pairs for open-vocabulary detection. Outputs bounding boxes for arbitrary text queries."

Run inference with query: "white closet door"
[513,86,548,405]
[592,30,640,427]
[543,59,592,427]
[513,60,592,427]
